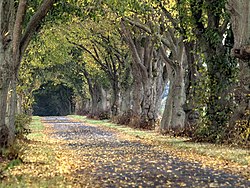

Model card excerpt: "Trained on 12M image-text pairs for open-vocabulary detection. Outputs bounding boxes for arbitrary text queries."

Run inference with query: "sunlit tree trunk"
[160,41,187,133]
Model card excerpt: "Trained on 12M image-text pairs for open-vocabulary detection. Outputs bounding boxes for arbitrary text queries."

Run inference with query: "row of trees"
[0,0,249,149]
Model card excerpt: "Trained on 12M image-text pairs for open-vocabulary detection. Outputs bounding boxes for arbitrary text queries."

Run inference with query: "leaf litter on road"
[1,116,250,188]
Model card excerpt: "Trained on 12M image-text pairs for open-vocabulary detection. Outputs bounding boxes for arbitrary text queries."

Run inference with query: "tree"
[0,0,55,147]
[158,0,236,141]
[120,14,168,128]
[227,0,250,144]
[120,2,192,132]
[64,18,128,117]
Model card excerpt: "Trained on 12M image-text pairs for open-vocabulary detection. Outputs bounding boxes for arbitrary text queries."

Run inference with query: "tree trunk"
[90,83,110,118]
[90,83,101,116]
[228,0,250,127]
[160,65,174,132]
[141,56,167,126]
[160,39,187,134]
[131,63,143,116]
[0,0,55,148]
[183,42,200,130]
[121,22,166,128]
[171,66,186,130]
[6,76,17,146]
[154,59,168,118]
[75,95,91,115]
[111,77,121,116]
[120,88,132,113]
[0,0,15,147]
[141,80,155,124]
[0,75,10,147]
[160,63,186,133]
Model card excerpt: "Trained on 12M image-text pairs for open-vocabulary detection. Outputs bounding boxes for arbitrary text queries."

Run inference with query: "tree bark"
[183,42,200,130]
[160,43,187,133]
[228,0,250,127]
[0,0,15,147]
[121,21,165,128]
[0,76,10,147]
[111,75,121,116]
[6,76,17,146]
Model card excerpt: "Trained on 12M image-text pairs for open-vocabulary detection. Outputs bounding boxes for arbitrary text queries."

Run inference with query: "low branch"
[67,38,99,61]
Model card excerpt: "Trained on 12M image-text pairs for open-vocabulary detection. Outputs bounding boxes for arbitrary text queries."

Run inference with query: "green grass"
[29,116,44,131]
[69,115,250,166]
[27,116,44,140]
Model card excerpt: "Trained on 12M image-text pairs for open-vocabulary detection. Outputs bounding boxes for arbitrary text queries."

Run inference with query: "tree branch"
[157,1,182,33]
[20,0,55,56]
[160,45,176,68]
[122,17,152,34]
[13,0,27,58]
[120,20,148,77]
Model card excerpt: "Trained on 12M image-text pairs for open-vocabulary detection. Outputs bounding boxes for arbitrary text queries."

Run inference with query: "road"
[42,116,250,188]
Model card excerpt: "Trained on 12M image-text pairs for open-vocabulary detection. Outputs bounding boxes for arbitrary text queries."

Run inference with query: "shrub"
[114,110,134,125]
[231,110,250,148]
[113,110,155,129]
[87,110,110,120]
[15,114,32,138]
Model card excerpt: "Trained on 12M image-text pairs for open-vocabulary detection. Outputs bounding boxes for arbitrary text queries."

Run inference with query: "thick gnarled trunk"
[141,57,167,126]
[228,0,250,127]
[160,56,186,133]
[160,35,187,133]
[121,21,166,128]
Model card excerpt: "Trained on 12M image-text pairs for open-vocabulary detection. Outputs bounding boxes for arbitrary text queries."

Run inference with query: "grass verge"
[0,116,78,188]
